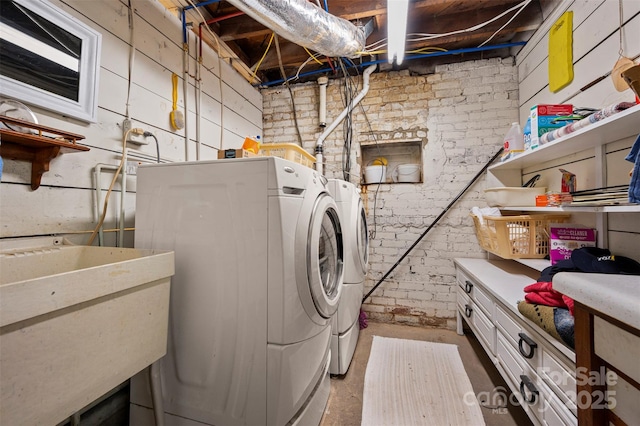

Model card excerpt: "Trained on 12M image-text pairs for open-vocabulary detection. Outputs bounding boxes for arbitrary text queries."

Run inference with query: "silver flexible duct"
[225,0,365,58]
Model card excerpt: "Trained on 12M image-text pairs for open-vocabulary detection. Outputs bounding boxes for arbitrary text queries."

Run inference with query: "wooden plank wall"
[516,0,640,259]
[0,0,262,246]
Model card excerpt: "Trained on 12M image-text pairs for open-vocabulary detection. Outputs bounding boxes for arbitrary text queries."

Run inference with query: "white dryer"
[130,157,344,426]
[326,179,369,375]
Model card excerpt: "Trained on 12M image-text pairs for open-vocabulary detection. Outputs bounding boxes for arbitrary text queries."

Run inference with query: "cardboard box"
[559,168,576,193]
[217,149,256,159]
[549,224,596,265]
[530,104,573,116]
[529,104,573,150]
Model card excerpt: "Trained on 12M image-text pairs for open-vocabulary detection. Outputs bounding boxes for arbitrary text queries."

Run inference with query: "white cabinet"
[457,104,640,425]
[553,273,640,426]
[455,258,576,426]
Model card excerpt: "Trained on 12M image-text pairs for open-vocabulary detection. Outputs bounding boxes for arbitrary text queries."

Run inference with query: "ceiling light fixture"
[387,0,409,65]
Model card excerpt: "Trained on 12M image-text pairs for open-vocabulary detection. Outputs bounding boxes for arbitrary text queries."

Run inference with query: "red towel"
[524,281,574,315]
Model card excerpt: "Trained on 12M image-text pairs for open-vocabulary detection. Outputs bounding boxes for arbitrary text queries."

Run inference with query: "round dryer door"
[307,194,344,319]
[356,199,369,272]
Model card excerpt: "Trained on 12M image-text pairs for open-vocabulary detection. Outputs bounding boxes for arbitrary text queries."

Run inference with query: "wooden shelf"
[0,115,89,190]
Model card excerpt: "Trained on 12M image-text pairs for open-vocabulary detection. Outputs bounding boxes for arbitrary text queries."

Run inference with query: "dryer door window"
[357,201,369,271]
[308,195,344,318]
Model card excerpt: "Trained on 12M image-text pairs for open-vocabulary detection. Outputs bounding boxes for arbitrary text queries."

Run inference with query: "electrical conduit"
[183,27,190,161]
[315,64,377,174]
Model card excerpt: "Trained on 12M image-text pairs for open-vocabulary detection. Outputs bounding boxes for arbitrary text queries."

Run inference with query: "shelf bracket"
[31,146,61,190]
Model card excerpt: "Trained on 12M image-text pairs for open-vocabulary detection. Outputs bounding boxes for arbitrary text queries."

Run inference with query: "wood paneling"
[517,0,640,259]
[0,0,262,244]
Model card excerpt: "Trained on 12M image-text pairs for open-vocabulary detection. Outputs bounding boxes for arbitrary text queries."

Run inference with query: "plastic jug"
[501,122,524,161]
[523,117,532,151]
[242,135,261,154]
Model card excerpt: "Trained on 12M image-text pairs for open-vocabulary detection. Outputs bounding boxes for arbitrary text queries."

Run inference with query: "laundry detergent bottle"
[501,122,524,161]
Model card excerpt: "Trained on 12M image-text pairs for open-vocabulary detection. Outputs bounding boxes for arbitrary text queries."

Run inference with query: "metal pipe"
[119,152,127,247]
[183,0,223,11]
[206,11,244,24]
[150,361,165,426]
[318,76,328,128]
[183,36,190,161]
[196,27,203,160]
[315,64,376,174]
[259,42,527,88]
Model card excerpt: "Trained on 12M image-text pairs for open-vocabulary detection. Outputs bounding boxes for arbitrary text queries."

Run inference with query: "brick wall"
[261,57,519,329]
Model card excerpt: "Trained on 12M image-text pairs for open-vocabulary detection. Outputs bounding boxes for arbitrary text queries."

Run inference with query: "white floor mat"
[361,336,485,425]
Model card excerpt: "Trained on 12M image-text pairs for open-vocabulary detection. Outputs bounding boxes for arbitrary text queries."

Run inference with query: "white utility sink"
[0,237,174,426]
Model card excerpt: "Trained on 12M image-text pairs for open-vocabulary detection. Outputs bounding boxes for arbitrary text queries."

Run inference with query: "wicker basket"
[471,214,571,259]
[259,143,315,169]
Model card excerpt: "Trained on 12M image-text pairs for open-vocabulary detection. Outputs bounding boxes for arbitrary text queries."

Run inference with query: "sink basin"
[0,237,174,426]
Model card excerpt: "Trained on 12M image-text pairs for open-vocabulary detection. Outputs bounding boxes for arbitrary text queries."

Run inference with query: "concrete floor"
[320,321,533,426]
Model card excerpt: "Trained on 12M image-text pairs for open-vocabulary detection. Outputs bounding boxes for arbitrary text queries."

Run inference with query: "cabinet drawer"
[540,351,576,416]
[543,386,577,426]
[457,269,494,319]
[496,305,542,368]
[472,302,496,356]
[593,317,640,384]
[496,333,544,423]
[609,373,640,425]
[457,287,496,355]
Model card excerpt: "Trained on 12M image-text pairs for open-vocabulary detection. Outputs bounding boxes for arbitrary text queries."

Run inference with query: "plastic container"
[501,122,524,161]
[471,213,571,259]
[523,117,532,151]
[364,165,387,184]
[484,187,546,207]
[259,143,315,168]
[242,136,261,154]
[392,164,420,183]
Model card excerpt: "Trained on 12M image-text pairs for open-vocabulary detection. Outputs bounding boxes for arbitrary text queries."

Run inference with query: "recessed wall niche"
[361,139,423,184]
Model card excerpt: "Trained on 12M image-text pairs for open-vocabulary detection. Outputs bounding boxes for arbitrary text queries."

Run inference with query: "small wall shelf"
[361,139,423,184]
[0,115,89,190]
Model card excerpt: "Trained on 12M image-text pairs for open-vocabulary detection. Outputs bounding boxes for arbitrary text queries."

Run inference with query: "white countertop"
[454,257,575,360]
[553,272,640,330]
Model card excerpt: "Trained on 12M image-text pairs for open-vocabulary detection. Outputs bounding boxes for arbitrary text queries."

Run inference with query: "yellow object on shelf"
[259,143,316,168]
[242,137,261,154]
[548,11,574,93]
[371,157,388,166]
[471,214,571,259]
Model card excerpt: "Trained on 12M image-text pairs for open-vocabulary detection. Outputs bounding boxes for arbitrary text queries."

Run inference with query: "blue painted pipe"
[182,0,224,42]
[184,0,223,11]
[257,41,526,87]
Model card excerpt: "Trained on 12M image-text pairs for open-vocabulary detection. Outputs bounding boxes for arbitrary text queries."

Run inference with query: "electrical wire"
[183,0,232,148]
[87,128,132,246]
[250,32,275,84]
[358,99,384,241]
[144,131,161,163]
[338,58,359,181]
[304,46,324,65]
[289,52,325,83]
[274,34,304,147]
[361,0,532,52]
[125,0,136,119]
[478,0,532,47]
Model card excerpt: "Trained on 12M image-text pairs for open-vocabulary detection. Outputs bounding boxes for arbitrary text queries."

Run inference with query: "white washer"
[130,157,344,426]
[326,179,369,375]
